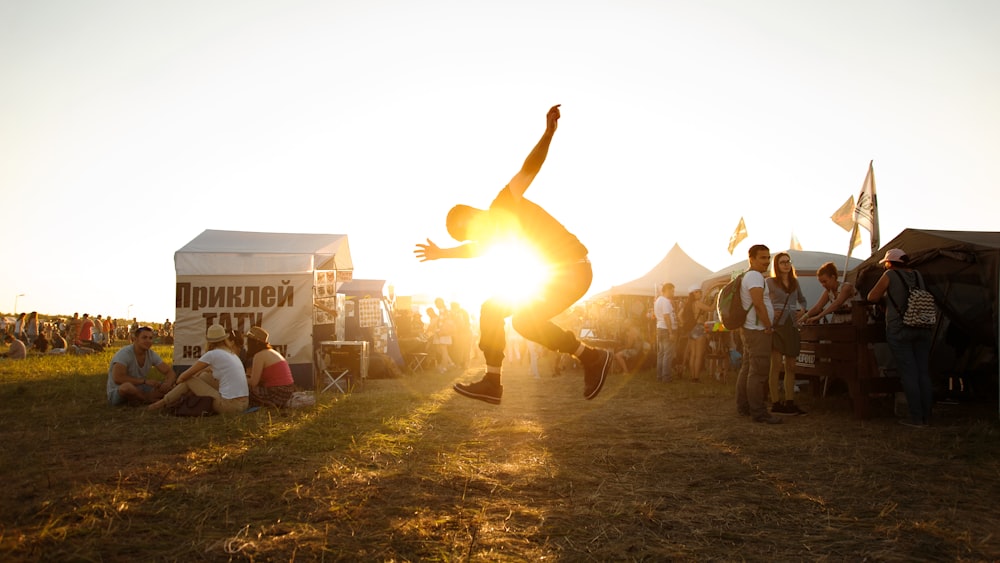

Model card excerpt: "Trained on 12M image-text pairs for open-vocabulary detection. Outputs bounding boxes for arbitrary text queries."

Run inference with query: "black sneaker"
[785,401,807,416]
[453,376,503,405]
[771,402,790,415]
[582,348,611,400]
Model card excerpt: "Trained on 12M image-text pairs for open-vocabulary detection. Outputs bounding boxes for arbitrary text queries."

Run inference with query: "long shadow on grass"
[4,362,999,561]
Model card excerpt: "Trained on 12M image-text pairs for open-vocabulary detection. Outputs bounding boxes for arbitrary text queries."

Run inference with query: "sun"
[478,238,553,309]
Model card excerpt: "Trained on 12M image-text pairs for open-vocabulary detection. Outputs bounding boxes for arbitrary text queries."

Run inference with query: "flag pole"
[843,223,859,283]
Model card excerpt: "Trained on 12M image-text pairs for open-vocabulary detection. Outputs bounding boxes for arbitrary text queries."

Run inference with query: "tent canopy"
[593,243,711,298]
[175,229,353,275]
[849,229,1000,346]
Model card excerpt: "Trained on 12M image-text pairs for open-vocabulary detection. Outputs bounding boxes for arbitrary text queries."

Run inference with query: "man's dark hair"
[748,244,770,258]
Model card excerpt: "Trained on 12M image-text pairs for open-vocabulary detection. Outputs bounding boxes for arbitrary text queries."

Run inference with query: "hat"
[879,248,908,264]
[246,326,269,343]
[206,324,229,343]
[688,284,702,294]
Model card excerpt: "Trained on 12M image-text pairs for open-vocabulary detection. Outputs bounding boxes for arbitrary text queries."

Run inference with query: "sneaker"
[582,348,611,400]
[771,402,790,415]
[453,376,503,405]
[753,415,783,424]
[898,419,926,428]
[785,401,807,416]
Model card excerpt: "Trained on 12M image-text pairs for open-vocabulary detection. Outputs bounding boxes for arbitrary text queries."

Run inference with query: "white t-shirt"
[198,348,250,399]
[740,270,774,331]
[654,295,676,330]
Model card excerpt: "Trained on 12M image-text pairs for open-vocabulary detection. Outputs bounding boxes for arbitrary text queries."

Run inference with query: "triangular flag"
[853,161,880,254]
[790,232,803,251]
[850,227,862,249]
[728,217,748,255]
[831,196,856,232]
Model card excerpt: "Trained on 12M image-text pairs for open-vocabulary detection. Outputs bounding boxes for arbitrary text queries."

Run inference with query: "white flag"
[853,161,880,254]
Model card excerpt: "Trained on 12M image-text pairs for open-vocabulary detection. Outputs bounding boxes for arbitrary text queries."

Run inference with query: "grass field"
[1,346,999,562]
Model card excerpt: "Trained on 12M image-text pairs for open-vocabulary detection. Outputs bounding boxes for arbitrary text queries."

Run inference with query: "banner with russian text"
[173,274,313,374]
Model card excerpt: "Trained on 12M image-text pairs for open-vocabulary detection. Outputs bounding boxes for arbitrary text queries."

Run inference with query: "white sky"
[2,0,999,321]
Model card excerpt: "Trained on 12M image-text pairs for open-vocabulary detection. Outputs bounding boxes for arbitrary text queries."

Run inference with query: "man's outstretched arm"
[506,104,560,200]
[414,239,482,262]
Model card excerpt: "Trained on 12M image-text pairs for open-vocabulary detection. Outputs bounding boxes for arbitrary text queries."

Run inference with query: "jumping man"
[414,104,612,404]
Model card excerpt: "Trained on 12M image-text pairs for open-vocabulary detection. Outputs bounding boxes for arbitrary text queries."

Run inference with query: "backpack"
[716,271,749,331]
[887,270,937,328]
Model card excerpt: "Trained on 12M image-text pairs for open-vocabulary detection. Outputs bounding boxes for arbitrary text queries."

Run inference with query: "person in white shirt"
[654,283,677,382]
[735,244,782,424]
[148,324,249,414]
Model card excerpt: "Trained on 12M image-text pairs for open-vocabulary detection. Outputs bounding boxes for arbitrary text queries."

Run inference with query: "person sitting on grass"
[614,322,648,374]
[4,334,27,359]
[49,331,68,355]
[106,326,176,406]
[245,326,296,408]
[148,324,249,414]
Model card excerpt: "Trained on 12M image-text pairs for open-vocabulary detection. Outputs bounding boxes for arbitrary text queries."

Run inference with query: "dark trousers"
[479,260,592,368]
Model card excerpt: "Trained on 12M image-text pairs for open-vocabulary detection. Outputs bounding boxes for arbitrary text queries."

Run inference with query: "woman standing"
[803,262,857,324]
[767,253,808,415]
[25,312,39,347]
[866,249,934,427]
[149,324,249,414]
[13,312,26,343]
[425,307,455,373]
[245,326,295,408]
[682,286,715,382]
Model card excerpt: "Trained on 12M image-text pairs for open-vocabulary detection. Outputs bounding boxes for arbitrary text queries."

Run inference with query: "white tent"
[593,243,712,298]
[174,229,353,386]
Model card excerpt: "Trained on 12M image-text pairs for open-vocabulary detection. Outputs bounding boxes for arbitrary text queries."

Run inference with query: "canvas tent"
[174,229,353,387]
[848,229,1000,406]
[701,249,864,309]
[592,243,712,298]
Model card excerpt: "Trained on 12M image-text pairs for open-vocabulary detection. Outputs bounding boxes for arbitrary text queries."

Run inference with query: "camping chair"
[316,348,349,394]
[407,352,430,373]
[400,336,431,374]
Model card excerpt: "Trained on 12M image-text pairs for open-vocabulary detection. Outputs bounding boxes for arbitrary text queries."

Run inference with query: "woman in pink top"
[246,326,295,408]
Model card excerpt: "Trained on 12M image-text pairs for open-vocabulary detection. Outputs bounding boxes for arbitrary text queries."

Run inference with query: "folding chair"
[407,352,430,373]
[316,349,349,394]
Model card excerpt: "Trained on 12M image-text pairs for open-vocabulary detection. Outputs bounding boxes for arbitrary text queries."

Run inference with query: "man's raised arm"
[506,104,560,200]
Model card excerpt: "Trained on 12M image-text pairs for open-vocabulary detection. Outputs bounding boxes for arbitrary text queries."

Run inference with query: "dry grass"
[1,347,999,562]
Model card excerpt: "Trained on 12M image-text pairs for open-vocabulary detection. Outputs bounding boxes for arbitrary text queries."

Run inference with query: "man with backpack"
[735,244,783,424]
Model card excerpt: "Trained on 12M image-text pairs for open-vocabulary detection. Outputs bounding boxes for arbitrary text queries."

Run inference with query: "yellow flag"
[850,226,862,249]
[790,232,803,251]
[831,196,855,231]
[728,217,748,255]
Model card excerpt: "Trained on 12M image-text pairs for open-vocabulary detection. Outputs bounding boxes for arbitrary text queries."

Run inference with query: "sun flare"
[478,239,552,309]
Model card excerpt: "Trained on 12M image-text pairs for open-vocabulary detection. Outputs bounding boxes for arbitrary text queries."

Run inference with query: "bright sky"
[2,0,999,322]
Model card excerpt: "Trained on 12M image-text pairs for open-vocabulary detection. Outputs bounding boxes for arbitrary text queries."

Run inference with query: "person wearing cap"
[866,248,934,427]
[106,326,175,406]
[245,326,296,408]
[148,324,249,414]
[802,262,857,325]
